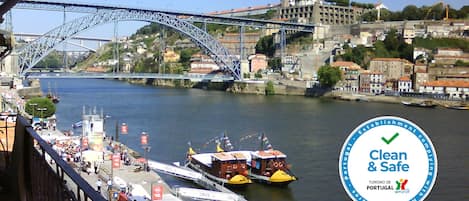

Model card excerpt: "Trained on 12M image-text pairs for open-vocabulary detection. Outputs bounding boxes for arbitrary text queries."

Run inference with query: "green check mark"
[381,133,399,145]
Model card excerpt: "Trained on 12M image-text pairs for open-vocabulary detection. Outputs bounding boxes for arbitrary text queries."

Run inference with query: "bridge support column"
[280,27,286,70]
[239,24,245,61]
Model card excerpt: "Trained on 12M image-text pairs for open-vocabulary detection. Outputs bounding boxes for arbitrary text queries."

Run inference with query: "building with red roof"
[419,80,469,100]
[331,61,362,92]
[369,57,413,81]
[398,76,413,93]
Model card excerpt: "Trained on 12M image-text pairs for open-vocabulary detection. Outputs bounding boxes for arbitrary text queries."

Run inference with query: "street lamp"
[28,103,37,119]
[141,132,149,171]
[37,107,47,128]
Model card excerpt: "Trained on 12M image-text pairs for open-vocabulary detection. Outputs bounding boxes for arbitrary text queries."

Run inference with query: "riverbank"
[325,91,463,107]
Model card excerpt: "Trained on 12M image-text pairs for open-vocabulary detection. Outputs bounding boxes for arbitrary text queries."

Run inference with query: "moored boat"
[248,149,297,185]
[401,100,437,108]
[239,133,297,185]
[445,104,469,110]
[186,150,252,187]
[46,82,60,104]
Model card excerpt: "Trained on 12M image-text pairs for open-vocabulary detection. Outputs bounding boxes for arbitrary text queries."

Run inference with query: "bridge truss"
[16,9,242,79]
[11,0,315,32]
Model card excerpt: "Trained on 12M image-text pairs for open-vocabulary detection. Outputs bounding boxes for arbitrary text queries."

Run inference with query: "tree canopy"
[360,4,468,22]
[317,65,342,87]
[25,97,56,118]
[255,35,275,57]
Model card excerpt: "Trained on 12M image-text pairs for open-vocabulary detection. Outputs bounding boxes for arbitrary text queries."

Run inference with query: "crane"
[424,1,449,21]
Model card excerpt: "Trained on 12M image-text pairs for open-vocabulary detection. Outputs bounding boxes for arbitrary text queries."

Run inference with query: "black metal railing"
[4,115,106,201]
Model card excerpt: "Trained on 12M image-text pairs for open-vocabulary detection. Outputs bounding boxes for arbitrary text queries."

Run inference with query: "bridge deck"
[26,72,234,82]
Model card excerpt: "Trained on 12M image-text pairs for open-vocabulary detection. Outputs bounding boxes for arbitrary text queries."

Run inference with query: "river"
[42,78,468,201]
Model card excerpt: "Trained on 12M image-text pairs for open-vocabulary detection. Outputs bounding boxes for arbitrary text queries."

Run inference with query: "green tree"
[255,35,275,57]
[265,81,275,95]
[384,29,399,51]
[317,65,342,87]
[402,5,421,20]
[374,41,391,58]
[399,43,414,62]
[351,45,367,66]
[456,6,469,19]
[268,57,282,71]
[179,48,198,68]
[25,97,56,118]
[455,60,469,67]
[36,52,62,68]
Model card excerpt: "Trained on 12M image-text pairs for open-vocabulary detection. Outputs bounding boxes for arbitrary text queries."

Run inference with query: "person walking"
[107,178,112,191]
[96,179,102,193]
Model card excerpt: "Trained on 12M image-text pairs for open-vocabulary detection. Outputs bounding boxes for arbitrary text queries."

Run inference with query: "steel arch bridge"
[16,9,241,79]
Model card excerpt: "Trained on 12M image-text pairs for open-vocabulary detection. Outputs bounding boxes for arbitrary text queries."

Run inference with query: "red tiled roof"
[437,48,462,51]
[371,58,412,64]
[189,68,215,74]
[422,80,469,88]
[415,69,427,73]
[415,62,426,66]
[434,55,469,59]
[331,61,361,70]
[399,76,411,81]
[360,71,382,75]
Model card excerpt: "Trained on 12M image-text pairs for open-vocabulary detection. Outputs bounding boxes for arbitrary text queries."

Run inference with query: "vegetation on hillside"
[337,29,413,68]
[265,80,275,95]
[414,37,469,52]
[35,52,62,68]
[350,2,374,9]
[361,5,469,22]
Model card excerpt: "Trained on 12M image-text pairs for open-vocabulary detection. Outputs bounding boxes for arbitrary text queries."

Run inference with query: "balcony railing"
[1,115,106,201]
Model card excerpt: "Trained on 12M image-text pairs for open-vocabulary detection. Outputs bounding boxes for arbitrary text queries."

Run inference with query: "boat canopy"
[191,151,253,167]
[251,150,287,159]
[212,152,246,161]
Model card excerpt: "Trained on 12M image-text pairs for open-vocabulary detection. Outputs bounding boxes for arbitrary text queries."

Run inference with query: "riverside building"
[279,0,366,25]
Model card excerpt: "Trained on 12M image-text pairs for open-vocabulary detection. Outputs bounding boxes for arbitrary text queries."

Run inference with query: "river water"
[42,78,468,201]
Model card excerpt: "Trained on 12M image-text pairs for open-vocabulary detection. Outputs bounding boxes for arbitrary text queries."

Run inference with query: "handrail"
[7,115,106,201]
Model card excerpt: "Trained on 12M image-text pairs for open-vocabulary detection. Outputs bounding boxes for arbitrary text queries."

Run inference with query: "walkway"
[37,129,180,201]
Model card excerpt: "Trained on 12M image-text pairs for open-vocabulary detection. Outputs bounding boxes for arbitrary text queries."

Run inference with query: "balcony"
[0,115,106,201]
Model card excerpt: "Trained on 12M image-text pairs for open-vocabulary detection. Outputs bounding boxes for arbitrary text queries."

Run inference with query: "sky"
[7,0,468,47]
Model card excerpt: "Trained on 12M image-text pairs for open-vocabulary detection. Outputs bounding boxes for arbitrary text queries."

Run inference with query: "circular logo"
[339,116,437,201]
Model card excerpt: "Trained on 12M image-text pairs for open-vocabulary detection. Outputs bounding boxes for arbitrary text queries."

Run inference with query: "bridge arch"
[17,9,240,79]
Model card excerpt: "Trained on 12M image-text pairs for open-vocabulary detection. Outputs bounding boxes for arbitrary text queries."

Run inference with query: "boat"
[46,82,60,104]
[245,133,297,185]
[186,134,252,187]
[72,121,83,129]
[445,104,469,110]
[186,150,252,187]
[401,100,437,108]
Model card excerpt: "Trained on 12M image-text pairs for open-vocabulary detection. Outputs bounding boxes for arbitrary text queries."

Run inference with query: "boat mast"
[259,132,265,151]
[54,82,59,98]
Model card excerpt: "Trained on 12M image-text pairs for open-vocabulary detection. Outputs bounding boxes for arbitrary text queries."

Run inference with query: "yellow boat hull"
[269,169,297,184]
[228,174,252,185]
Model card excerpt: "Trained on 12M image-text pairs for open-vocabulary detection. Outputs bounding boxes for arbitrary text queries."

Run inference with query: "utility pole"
[62,8,68,70]
[115,120,119,143]
[113,21,119,73]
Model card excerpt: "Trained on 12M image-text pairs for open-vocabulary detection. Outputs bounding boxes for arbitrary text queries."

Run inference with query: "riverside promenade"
[37,129,181,201]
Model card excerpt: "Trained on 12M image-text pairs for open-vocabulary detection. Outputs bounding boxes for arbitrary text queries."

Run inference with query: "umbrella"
[135,157,147,163]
